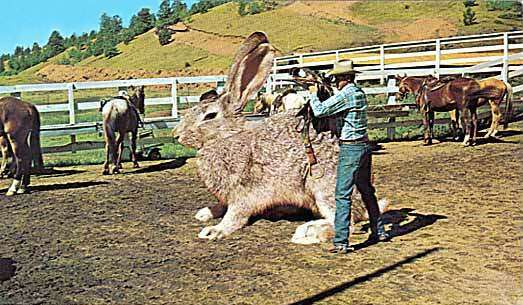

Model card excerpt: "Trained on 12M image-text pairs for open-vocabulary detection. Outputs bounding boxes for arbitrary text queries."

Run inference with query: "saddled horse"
[396,74,462,140]
[101,86,145,175]
[416,77,501,146]
[0,96,43,196]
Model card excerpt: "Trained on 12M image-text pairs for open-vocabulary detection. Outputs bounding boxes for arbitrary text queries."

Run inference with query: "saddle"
[427,76,457,92]
[99,95,145,128]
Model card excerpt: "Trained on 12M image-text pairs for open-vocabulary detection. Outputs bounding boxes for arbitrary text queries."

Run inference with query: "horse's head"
[129,86,145,115]
[395,74,411,101]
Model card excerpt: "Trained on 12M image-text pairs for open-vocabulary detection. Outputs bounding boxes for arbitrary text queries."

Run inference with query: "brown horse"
[416,77,493,146]
[395,74,462,140]
[475,77,513,138]
[0,97,43,196]
[101,86,145,175]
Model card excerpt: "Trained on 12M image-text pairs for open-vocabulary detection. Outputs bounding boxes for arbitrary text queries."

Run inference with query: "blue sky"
[0,0,197,55]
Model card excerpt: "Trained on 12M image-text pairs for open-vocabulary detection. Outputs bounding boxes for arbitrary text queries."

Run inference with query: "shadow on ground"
[356,208,447,250]
[131,157,190,174]
[287,247,441,305]
[0,258,16,282]
[0,181,109,193]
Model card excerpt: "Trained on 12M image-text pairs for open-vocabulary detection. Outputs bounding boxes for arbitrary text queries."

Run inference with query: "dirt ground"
[0,123,522,305]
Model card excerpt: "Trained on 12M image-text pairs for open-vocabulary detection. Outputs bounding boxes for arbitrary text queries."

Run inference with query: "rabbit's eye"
[203,112,218,121]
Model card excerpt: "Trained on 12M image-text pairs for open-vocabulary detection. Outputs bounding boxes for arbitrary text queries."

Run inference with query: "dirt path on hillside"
[0,123,522,305]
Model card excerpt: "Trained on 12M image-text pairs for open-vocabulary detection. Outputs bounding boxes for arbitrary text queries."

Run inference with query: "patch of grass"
[79,31,233,72]
[189,2,381,54]
[42,129,196,168]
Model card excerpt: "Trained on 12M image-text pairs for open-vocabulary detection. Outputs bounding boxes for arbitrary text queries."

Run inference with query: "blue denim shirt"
[309,83,368,141]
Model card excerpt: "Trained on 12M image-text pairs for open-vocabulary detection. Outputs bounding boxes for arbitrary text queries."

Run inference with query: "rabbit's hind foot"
[291,219,333,245]
[195,207,214,222]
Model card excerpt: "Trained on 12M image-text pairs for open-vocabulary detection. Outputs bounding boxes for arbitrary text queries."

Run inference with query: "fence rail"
[1,31,523,156]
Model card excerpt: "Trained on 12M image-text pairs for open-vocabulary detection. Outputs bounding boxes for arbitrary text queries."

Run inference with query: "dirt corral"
[0,123,522,305]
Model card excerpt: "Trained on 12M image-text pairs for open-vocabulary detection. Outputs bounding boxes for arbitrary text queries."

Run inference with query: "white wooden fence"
[0,31,522,141]
[270,31,523,85]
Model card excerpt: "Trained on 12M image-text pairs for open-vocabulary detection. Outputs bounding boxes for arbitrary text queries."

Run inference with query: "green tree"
[47,30,65,56]
[157,27,172,45]
[68,48,83,63]
[238,0,247,16]
[157,0,173,28]
[249,1,261,15]
[172,0,188,22]
[463,0,478,7]
[0,57,4,73]
[463,7,477,25]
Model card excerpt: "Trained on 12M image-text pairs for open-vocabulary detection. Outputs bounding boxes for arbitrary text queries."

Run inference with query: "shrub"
[463,7,477,25]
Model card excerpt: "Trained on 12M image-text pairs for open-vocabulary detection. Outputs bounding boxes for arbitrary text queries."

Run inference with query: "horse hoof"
[5,190,16,197]
[102,170,110,175]
[133,164,140,169]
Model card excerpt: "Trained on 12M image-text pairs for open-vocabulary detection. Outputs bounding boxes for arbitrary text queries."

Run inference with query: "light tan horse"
[0,97,43,196]
[476,77,513,138]
[101,86,145,175]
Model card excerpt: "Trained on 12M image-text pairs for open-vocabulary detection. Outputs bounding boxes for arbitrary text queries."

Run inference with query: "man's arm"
[309,87,357,118]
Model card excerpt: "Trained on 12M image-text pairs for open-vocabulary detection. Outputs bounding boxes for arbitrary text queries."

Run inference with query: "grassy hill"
[1,0,521,85]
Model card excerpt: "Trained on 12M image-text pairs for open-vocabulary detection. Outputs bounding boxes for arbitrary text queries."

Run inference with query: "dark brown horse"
[0,97,43,196]
[395,74,463,140]
[101,86,145,175]
[416,77,495,146]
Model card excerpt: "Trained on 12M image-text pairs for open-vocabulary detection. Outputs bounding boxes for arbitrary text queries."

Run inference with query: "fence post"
[380,45,385,85]
[502,32,509,83]
[171,78,178,119]
[335,50,340,62]
[68,83,76,125]
[435,39,441,78]
[386,76,396,141]
[299,54,304,65]
[265,75,273,94]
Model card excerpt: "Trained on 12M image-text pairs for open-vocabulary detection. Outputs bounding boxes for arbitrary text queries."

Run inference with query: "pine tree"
[157,0,173,28]
[0,57,4,74]
[47,30,65,56]
[172,0,188,22]
[158,27,172,45]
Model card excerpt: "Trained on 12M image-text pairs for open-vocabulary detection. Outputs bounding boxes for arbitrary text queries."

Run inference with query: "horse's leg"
[428,110,435,143]
[486,100,501,138]
[471,107,478,146]
[113,132,125,174]
[0,135,10,178]
[130,129,139,168]
[461,108,471,146]
[102,128,114,175]
[421,109,431,145]
[6,132,29,196]
[449,110,459,141]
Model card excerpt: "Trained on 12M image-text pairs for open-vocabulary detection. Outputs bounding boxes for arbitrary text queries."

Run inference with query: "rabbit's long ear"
[224,32,275,115]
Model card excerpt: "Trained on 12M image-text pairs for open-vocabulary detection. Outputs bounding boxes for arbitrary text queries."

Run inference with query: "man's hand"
[308,84,318,94]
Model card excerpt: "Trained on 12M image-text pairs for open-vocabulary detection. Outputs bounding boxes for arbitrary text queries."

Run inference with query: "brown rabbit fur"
[173,32,388,242]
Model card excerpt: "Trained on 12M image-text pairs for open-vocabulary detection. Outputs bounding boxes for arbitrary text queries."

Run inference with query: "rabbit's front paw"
[198,225,226,240]
[195,207,213,222]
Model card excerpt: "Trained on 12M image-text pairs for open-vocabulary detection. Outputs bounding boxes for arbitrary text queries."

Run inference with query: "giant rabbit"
[172,32,388,244]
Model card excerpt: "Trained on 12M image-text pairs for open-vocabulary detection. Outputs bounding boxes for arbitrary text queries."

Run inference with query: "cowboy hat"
[327,59,361,76]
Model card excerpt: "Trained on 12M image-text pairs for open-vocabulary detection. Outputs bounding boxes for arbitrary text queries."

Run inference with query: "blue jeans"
[333,142,382,246]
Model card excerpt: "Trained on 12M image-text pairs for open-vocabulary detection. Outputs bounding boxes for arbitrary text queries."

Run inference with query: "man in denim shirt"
[308,60,389,254]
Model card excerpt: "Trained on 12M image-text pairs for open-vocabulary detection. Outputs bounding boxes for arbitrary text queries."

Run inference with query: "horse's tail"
[503,82,513,129]
[30,106,44,170]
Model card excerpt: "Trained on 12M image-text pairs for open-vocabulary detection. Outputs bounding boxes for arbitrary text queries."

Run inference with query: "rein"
[291,70,332,182]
